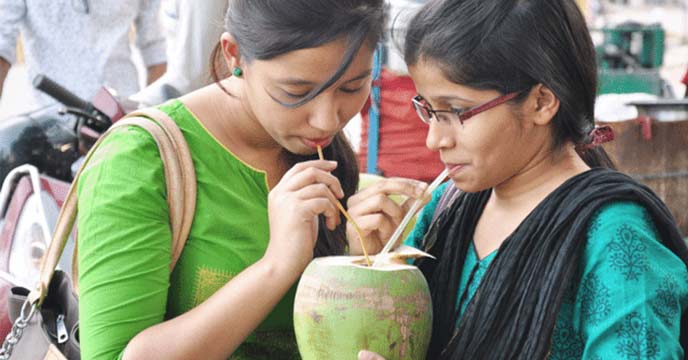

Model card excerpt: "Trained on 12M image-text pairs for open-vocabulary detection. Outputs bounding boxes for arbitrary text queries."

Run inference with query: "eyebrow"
[276,69,372,86]
[433,95,473,103]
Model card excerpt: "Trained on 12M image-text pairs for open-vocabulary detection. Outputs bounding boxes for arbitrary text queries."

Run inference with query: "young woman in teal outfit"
[76,1,428,359]
[354,0,688,359]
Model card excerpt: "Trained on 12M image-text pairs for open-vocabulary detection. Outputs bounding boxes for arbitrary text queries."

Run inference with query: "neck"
[183,80,289,179]
[204,78,284,163]
[212,79,283,152]
[491,144,590,209]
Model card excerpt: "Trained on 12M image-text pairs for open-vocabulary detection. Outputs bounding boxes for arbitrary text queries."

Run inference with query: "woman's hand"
[358,350,386,360]
[347,177,428,255]
[264,160,344,276]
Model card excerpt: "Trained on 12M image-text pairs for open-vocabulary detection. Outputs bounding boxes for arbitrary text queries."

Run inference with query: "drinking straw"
[317,145,372,266]
[372,168,449,267]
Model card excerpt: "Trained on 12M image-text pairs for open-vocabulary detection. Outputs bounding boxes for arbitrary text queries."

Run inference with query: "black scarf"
[416,168,688,359]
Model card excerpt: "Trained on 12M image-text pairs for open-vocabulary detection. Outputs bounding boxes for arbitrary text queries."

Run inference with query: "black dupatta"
[417,168,688,359]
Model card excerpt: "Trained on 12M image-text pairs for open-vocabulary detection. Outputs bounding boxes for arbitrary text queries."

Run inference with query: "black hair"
[210,0,386,257]
[404,0,615,169]
[211,0,385,107]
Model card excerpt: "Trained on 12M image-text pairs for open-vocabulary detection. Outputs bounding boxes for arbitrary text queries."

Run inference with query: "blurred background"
[2,1,687,120]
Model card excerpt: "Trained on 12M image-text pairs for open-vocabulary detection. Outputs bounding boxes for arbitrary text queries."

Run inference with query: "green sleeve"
[77,126,172,360]
[403,181,450,249]
[553,202,688,359]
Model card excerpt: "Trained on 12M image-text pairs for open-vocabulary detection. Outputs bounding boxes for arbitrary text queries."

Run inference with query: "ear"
[527,84,560,126]
[220,32,242,70]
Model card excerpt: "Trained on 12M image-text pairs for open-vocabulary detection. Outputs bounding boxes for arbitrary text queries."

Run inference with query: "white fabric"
[132,0,227,106]
[385,0,425,73]
[0,0,166,111]
[595,93,658,122]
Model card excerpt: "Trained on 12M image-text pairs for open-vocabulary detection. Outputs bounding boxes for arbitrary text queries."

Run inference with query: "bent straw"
[317,146,372,266]
[372,168,449,267]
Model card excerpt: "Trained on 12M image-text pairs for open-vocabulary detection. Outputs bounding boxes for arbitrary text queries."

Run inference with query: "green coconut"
[294,248,433,360]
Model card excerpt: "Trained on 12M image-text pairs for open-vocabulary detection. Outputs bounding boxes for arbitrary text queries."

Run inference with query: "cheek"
[462,124,505,161]
[338,90,371,122]
[243,83,298,127]
[262,107,306,135]
[464,114,523,169]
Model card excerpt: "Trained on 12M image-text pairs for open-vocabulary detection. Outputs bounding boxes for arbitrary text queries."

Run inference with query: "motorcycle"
[0,75,125,338]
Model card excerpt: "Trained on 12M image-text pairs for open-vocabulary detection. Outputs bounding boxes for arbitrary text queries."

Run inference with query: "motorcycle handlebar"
[33,74,91,111]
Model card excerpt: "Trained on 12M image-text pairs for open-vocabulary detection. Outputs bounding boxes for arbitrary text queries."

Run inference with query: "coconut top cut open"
[316,245,435,271]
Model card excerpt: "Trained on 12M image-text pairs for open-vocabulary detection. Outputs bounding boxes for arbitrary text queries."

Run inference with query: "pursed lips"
[443,162,468,175]
[302,136,334,148]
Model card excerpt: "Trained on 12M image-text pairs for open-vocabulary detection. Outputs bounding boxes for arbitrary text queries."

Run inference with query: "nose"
[308,96,341,133]
[425,120,454,151]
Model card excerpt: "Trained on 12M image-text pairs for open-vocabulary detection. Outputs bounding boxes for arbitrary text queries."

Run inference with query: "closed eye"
[339,86,366,94]
[450,106,465,115]
[282,89,310,99]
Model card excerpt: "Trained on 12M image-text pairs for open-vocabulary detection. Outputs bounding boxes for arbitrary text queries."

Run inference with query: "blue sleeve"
[403,181,450,249]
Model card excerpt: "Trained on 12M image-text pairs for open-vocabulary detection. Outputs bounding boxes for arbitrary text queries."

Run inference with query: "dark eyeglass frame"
[412,91,522,125]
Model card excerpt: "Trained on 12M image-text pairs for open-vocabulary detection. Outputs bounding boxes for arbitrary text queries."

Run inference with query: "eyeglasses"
[411,91,522,126]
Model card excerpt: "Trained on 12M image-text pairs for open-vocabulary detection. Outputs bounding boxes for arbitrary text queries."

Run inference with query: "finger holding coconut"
[294,163,436,359]
[359,350,388,360]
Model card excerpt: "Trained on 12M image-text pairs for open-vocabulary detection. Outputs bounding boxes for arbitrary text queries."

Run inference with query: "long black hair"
[210,0,386,257]
[404,0,615,169]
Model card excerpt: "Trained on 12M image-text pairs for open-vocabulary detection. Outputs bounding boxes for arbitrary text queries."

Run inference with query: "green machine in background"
[595,22,667,96]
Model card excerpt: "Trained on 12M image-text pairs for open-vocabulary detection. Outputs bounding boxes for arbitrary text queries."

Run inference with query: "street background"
[1,0,687,152]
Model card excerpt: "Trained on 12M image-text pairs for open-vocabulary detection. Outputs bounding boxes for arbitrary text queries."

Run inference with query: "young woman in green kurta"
[354,0,688,359]
[76,1,427,359]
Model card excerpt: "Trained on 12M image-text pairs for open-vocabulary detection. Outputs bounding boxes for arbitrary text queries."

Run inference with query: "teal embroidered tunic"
[405,182,688,359]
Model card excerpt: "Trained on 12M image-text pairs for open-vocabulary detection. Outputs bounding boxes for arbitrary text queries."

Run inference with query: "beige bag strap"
[28,108,197,306]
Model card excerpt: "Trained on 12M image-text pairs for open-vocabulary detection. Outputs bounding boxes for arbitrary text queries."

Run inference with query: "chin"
[283,142,318,157]
[450,177,491,194]
[292,149,318,157]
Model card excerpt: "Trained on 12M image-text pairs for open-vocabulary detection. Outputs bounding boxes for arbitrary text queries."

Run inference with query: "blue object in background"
[366,43,384,175]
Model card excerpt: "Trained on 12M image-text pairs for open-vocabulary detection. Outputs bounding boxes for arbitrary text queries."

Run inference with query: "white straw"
[372,168,449,267]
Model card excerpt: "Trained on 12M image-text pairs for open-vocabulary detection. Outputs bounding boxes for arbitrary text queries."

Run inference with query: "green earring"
[232,67,243,77]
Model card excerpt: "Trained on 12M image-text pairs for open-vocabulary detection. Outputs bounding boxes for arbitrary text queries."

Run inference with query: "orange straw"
[317,145,371,266]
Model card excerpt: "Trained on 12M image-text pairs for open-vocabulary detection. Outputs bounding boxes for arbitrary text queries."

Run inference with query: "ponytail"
[577,147,617,169]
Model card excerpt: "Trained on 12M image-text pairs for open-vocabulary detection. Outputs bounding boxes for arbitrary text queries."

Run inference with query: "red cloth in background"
[682,67,688,85]
[359,69,445,183]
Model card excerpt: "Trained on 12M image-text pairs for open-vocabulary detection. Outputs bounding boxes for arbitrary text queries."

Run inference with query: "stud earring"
[232,67,243,77]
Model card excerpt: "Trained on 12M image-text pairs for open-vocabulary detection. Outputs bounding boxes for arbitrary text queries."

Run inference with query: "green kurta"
[406,182,688,359]
[77,100,299,360]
